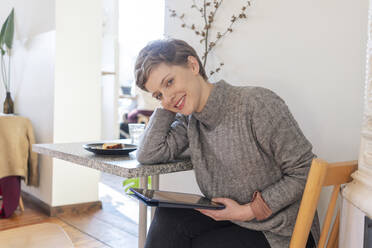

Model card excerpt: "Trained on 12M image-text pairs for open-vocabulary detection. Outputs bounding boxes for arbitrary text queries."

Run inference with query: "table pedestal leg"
[151,175,159,220]
[138,176,148,248]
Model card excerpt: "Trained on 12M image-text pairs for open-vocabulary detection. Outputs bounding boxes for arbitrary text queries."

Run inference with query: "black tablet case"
[129,188,225,210]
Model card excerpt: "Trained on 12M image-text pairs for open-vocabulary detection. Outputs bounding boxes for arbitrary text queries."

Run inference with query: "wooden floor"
[0,173,140,248]
[0,200,110,247]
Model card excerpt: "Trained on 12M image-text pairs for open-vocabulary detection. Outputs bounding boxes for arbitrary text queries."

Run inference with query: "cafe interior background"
[0,0,371,247]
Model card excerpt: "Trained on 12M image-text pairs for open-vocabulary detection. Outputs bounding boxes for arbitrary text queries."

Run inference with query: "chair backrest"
[290,158,358,248]
[137,113,150,125]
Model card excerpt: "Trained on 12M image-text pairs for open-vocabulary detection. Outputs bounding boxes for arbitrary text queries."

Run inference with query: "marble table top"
[32,141,193,178]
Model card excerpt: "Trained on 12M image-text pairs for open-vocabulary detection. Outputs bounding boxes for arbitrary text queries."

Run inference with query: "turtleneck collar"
[192,80,230,129]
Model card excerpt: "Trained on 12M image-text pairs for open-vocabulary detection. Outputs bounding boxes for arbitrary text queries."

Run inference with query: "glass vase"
[3,91,14,114]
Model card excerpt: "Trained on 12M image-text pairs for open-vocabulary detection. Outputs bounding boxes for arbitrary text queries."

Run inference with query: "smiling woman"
[135,39,213,115]
[133,39,318,248]
[145,59,212,115]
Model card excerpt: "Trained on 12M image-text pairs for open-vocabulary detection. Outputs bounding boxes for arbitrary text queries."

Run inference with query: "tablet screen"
[130,188,224,209]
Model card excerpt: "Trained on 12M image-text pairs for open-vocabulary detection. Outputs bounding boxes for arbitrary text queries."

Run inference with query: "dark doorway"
[365,216,372,248]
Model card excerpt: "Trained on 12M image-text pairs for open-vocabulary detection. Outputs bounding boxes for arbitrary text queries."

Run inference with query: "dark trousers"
[145,207,271,248]
[0,176,21,218]
[145,207,316,248]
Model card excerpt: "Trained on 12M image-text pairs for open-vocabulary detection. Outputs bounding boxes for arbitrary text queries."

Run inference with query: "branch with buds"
[169,0,251,76]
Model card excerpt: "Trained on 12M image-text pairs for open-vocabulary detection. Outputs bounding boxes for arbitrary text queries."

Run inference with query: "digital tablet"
[129,188,225,210]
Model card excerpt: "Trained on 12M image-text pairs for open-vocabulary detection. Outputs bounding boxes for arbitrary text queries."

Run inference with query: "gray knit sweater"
[137,80,320,248]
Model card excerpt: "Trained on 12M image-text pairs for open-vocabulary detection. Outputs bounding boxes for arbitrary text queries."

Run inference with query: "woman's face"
[144,57,207,115]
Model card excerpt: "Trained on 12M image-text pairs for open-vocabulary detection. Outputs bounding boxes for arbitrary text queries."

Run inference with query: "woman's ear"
[187,56,200,75]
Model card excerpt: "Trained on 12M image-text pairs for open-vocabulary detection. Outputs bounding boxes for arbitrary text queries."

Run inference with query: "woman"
[134,39,319,248]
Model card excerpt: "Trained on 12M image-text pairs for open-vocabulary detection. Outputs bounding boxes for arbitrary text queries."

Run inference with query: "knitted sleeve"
[250,88,315,217]
[136,108,189,164]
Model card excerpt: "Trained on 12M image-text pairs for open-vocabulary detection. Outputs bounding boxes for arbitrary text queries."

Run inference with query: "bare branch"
[209,0,223,24]
[202,0,209,67]
[206,1,250,54]
[191,0,202,10]
[169,9,204,35]
[169,0,251,76]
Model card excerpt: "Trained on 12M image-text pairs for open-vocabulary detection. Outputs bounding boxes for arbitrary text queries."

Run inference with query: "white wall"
[163,0,368,222]
[0,0,55,107]
[53,0,102,206]
[0,0,55,40]
[1,0,103,206]
[0,1,56,205]
[15,31,56,204]
[101,0,119,140]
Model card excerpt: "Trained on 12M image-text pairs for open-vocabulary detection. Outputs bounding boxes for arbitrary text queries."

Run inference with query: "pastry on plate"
[102,143,124,149]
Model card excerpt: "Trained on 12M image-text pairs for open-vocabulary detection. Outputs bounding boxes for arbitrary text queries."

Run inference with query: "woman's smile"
[175,95,186,110]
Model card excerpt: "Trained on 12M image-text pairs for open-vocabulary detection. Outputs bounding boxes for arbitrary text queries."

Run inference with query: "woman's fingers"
[212,198,237,206]
[195,198,244,221]
[196,207,228,221]
[195,209,217,220]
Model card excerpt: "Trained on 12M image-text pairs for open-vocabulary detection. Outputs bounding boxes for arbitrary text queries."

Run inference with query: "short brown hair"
[134,39,207,91]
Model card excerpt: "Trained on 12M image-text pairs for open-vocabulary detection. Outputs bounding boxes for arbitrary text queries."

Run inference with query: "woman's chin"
[168,108,187,115]
[180,108,193,115]
[167,105,193,115]
[174,108,192,116]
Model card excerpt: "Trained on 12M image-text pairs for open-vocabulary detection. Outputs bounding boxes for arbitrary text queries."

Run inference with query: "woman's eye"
[166,79,173,87]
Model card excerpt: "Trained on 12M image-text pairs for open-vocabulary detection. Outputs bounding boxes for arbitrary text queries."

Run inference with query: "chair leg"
[19,196,24,212]
[326,210,340,248]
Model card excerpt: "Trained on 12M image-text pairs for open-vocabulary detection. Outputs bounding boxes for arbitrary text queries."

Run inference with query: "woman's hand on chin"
[196,198,255,222]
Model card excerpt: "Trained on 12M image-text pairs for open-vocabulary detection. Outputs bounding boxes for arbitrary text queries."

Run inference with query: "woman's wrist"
[238,203,255,221]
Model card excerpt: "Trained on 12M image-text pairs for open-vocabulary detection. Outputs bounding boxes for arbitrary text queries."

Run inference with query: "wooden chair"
[137,113,150,125]
[290,158,358,248]
[19,195,24,212]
